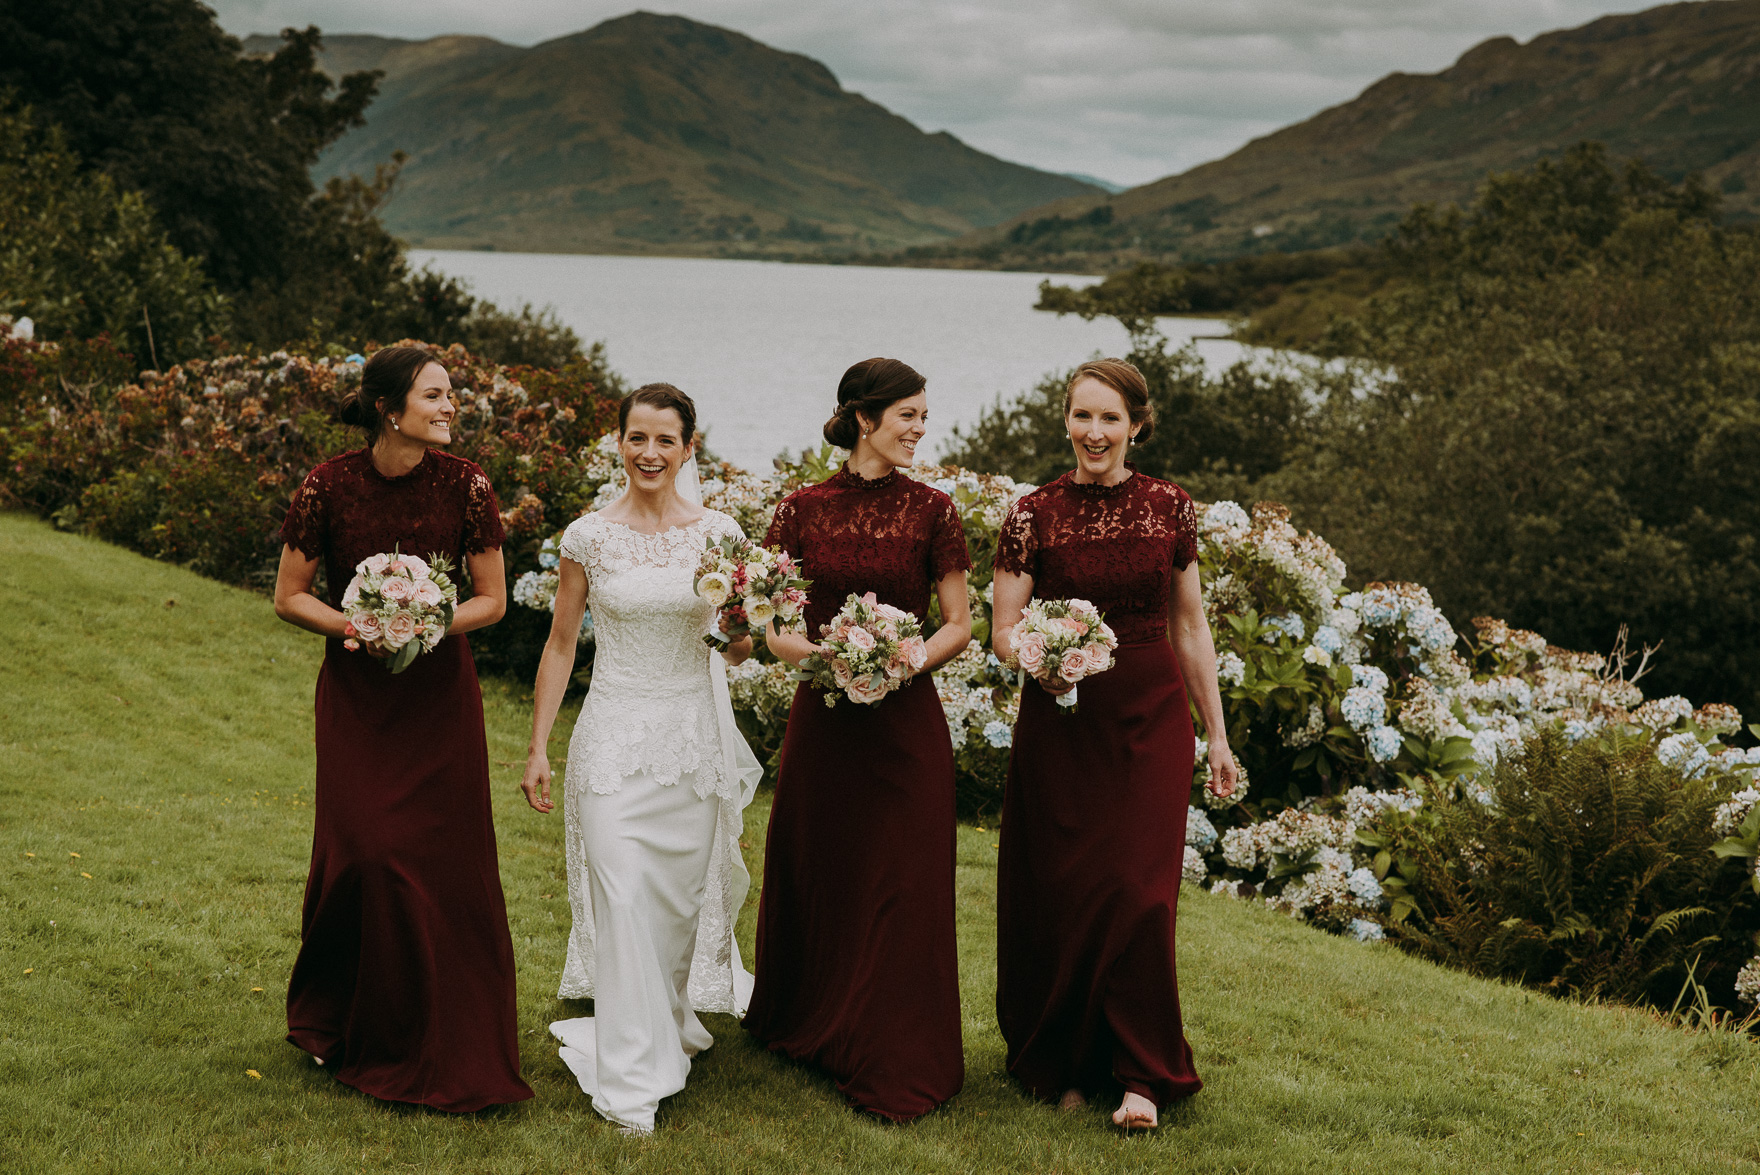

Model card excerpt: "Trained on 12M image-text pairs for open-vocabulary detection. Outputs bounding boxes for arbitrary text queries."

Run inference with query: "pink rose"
[384,559,405,577]
[900,635,928,672]
[413,579,444,606]
[400,554,430,579]
[884,655,907,679]
[832,658,853,688]
[1059,648,1088,681]
[859,591,879,607]
[847,673,891,705]
[874,619,897,642]
[1082,642,1110,674]
[362,553,391,575]
[1015,631,1047,674]
[1058,616,1086,637]
[847,626,877,652]
[384,612,419,649]
[341,578,363,609]
[1099,622,1117,647]
[343,621,358,639]
[342,638,360,652]
[349,611,383,642]
[380,576,413,603]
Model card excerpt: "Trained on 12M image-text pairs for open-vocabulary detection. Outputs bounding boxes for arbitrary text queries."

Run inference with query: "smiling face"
[619,402,690,493]
[857,390,928,469]
[1066,376,1138,480]
[387,362,456,445]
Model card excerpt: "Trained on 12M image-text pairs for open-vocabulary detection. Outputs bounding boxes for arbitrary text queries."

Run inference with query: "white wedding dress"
[550,498,761,1135]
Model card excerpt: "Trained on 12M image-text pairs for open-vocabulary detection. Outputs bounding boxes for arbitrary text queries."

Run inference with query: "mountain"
[945,0,1760,267]
[247,14,1100,256]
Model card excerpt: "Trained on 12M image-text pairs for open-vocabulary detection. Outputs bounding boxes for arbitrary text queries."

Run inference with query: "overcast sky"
[209,0,1638,187]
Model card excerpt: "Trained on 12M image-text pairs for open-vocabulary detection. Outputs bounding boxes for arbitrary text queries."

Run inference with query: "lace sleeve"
[559,516,595,569]
[1170,486,1198,571]
[764,493,800,556]
[279,466,328,559]
[462,468,505,554]
[708,510,747,544]
[928,491,972,581]
[993,498,1037,578]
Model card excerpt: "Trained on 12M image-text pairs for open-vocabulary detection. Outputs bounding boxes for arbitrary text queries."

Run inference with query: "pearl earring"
[391,418,400,432]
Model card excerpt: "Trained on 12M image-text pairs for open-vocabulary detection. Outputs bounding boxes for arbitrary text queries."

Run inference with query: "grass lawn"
[2,509,1757,1173]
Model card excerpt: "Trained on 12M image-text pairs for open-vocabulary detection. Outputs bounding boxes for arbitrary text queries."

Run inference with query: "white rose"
[697,571,733,608]
[744,595,776,626]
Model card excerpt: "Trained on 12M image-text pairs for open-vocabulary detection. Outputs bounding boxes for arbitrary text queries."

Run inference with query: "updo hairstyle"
[823,357,926,448]
[618,382,697,445]
[1064,358,1155,445]
[338,345,439,441]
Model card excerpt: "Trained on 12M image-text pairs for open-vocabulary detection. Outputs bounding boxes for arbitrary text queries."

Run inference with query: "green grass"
[2,509,1757,1173]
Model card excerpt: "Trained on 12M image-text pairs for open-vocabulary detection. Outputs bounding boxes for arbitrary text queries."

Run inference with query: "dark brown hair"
[619,382,697,445]
[1064,358,1155,444]
[823,358,926,448]
[338,346,439,441]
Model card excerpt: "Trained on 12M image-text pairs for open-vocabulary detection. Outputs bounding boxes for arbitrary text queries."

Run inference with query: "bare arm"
[520,558,587,814]
[1169,561,1239,796]
[764,621,822,668]
[922,569,972,673]
[273,544,349,639]
[450,548,506,636]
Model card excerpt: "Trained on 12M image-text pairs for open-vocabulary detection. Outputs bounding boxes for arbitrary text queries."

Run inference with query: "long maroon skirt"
[996,638,1201,1108]
[286,636,532,1112]
[744,672,964,1120]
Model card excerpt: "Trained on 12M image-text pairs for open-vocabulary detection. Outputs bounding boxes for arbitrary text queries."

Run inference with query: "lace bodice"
[280,448,505,608]
[559,509,744,798]
[765,464,971,635]
[995,466,1198,646]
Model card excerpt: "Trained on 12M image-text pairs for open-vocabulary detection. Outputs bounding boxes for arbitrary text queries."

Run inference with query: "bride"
[520,382,761,1135]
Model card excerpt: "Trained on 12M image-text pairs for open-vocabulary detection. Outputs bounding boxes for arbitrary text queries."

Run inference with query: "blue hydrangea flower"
[1261,613,1307,643]
[578,607,595,644]
[1347,866,1384,905]
[1217,651,1246,686]
[1364,725,1403,763]
[1562,718,1599,743]
[983,720,1013,749]
[1311,625,1343,656]
[932,478,958,497]
[1656,732,1711,778]
[1349,918,1386,942]
[1186,806,1218,851]
[538,538,560,570]
[1360,586,1402,628]
[1341,688,1386,732]
[1351,664,1390,695]
[1405,606,1456,652]
[344,352,365,365]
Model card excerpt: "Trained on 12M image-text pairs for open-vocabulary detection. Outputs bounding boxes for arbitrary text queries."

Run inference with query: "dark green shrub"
[1385,729,1759,1008]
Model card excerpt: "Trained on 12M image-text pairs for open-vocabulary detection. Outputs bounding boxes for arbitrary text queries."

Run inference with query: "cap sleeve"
[709,510,747,544]
[1170,486,1198,571]
[463,468,505,555]
[993,497,1038,578]
[279,465,329,560]
[928,490,972,582]
[559,515,595,568]
[764,492,801,557]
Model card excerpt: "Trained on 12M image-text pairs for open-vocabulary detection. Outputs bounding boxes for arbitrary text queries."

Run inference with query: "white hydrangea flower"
[1302,644,1332,667]
[1349,918,1386,943]
[1186,806,1218,851]
[1351,664,1390,695]
[1202,500,1252,539]
[1656,732,1712,778]
[1711,788,1760,838]
[1217,651,1246,686]
[1283,703,1326,749]
[1736,957,1760,1006]
[1342,785,1423,828]
[1405,605,1457,652]
[1221,826,1262,871]
[1347,866,1384,907]
[1310,625,1343,655]
[1359,585,1403,628]
[1182,845,1208,885]
[1364,725,1403,763]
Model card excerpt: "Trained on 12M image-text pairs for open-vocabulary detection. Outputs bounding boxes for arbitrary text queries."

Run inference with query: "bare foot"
[1058,1089,1086,1111]
[1112,1091,1157,1131]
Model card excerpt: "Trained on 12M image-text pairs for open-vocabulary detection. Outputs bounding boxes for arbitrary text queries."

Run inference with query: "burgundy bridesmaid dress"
[993,465,1204,1110]
[278,448,532,1113]
[743,463,970,1121]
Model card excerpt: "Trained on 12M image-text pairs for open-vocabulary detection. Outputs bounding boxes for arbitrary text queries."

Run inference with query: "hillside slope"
[251,13,1099,256]
[951,0,1760,267]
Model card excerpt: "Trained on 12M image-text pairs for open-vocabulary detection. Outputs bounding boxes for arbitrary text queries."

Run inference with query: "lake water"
[412,250,1254,472]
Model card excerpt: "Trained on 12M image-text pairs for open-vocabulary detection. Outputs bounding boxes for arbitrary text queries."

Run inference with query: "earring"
[391,418,400,432]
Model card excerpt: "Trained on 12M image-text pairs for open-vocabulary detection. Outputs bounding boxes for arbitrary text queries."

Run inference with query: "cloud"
[211,0,1630,186]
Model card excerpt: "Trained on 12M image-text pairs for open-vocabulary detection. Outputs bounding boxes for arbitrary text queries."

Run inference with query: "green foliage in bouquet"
[1380,729,1760,1010]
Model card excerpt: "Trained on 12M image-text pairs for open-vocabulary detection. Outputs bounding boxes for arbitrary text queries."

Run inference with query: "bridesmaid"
[744,357,972,1121]
[990,358,1238,1131]
[273,346,532,1112]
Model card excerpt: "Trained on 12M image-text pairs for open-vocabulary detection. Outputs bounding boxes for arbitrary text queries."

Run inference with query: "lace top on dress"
[559,509,746,800]
[764,464,972,635]
[994,466,1198,647]
[280,448,505,609]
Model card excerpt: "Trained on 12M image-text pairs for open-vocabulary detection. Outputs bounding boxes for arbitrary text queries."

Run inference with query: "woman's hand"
[1036,673,1074,697]
[521,750,555,813]
[764,622,824,669]
[1206,740,1240,798]
[718,633,755,667]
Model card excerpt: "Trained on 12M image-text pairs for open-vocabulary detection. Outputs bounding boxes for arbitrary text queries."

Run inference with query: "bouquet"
[1009,597,1117,711]
[794,592,927,707]
[339,549,459,673]
[695,535,810,648]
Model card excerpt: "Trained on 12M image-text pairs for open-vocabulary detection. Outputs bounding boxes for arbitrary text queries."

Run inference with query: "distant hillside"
[248,13,1099,256]
[939,0,1760,268]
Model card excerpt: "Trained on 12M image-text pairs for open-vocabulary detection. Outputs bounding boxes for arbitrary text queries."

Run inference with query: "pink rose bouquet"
[695,534,811,648]
[338,548,459,673]
[1008,597,1117,711]
[793,592,927,707]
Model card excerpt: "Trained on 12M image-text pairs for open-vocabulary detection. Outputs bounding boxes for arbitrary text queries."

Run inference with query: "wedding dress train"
[550,498,761,1134]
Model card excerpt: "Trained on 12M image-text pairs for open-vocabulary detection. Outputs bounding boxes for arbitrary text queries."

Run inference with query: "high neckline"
[364,445,432,483]
[835,462,900,491]
[1066,462,1137,499]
